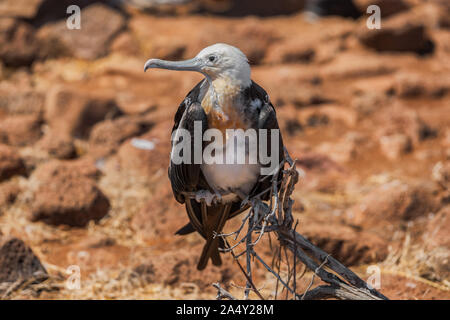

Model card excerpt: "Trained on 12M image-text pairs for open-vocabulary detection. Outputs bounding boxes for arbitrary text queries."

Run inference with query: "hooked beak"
[144,57,203,73]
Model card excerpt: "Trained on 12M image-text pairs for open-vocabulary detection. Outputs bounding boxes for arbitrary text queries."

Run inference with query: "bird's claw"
[195,190,222,206]
[214,192,222,204]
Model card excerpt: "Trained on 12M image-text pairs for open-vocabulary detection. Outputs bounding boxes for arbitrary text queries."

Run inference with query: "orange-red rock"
[0,18,39,67]
[357,10,434,54]
[30,177,110,227]
[348,180,440,229]
[36,3,126,60]
[0,115,42,147]
[32,158,100,183]
[45,85,122,138]
[302,222,388,266]
[0,180,20,208]
[89,116,154,158]
[36,131,76,160]
[0,144,26,182]
[29,158,108,227]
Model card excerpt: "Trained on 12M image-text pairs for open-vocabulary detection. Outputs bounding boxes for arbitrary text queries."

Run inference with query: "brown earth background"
[0,0,449,300]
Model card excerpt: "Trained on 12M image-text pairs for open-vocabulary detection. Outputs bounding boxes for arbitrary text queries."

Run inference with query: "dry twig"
[213,283,237,300]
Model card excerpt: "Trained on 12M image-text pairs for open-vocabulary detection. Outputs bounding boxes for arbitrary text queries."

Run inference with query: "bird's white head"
[144,43,251,88]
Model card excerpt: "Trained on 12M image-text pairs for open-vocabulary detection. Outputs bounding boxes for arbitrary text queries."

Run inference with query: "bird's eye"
[208,55,216,62]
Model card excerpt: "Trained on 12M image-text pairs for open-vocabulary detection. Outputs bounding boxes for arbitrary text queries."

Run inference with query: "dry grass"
[381,233,450,291]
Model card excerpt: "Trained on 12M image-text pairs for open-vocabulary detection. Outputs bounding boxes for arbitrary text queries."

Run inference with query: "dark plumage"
[169,79,284,270]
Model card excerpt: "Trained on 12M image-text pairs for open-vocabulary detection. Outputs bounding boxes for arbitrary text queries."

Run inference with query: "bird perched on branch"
[144,43,284,270]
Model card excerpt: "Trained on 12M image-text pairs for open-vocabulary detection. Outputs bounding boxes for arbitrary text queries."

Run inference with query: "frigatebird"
[144,43,284,270]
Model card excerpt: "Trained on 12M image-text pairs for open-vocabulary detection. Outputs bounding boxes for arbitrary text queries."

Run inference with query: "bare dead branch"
[213,283,236,300]
[205,148,388,300]
[228,244,265,300]
[244,217,254,300]
[301,255,329,300]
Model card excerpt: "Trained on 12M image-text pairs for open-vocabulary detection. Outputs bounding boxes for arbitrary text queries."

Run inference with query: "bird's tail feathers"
[196,203,231,270]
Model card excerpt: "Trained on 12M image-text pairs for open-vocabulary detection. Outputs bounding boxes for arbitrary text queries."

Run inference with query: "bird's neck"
[201,76,249,133]
[210,77,242,104]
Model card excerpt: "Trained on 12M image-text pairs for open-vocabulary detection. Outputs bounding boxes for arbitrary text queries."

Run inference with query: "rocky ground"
[0,0,449,299]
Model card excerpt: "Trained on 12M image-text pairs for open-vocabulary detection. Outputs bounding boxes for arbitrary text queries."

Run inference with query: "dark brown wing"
[168,80,209,204]
[247,80,285,201]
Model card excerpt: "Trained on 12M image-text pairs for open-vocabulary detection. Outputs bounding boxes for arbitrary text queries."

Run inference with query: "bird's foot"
[195,190,222,206]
